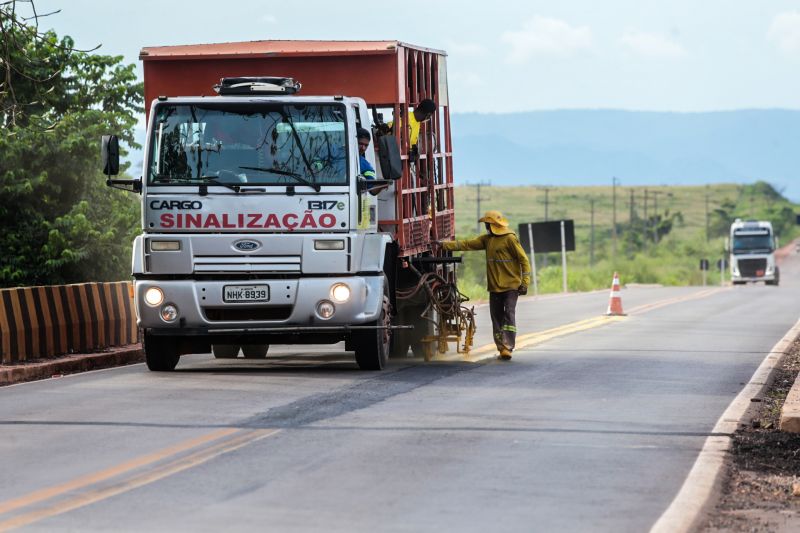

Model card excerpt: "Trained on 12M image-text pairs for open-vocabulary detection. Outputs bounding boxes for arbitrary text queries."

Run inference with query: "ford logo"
[233,240,261,252]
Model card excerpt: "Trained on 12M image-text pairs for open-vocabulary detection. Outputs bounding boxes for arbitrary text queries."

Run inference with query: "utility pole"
[643,189,648,222]
[468,181,491,232]
[612,177,619,258]
[629,188,635,223]
[590,198,595,267]
[651,190,662,244]
[705,186,710,243]
[541,186,552,221]
[540,186,552,267]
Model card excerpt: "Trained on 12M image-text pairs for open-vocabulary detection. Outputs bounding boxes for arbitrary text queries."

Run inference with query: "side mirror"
[102,135,120,176]
[357,177,393,193]
[377,134,402,180]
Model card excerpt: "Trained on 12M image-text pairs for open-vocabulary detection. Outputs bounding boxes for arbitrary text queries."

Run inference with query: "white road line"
[650,316,800,533]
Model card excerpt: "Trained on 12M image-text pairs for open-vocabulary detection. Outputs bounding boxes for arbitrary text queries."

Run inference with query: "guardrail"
[0,282,138,364]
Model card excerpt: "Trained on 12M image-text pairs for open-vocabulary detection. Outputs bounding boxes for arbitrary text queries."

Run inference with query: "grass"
[450,182,800,301]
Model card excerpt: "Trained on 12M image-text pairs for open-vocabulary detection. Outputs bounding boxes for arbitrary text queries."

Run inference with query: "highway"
[1,253,799,532]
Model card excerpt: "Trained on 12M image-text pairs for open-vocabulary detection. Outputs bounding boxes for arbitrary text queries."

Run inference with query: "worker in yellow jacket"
[439,210,531,360]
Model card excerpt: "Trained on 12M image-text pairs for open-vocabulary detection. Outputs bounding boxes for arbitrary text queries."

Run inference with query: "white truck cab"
[103,79,400,371]
[729,219,779,286]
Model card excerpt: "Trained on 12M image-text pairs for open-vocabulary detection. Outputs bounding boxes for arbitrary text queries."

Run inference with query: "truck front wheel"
[143,332,180,372]
[242,344,269,358]
[353,293,391,370]
[212,345,240,358]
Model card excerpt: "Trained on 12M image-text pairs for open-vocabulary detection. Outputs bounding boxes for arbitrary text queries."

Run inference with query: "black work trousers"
[489,290,519,352]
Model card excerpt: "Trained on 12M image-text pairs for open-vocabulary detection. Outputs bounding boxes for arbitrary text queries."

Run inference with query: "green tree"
[1,2,143,286]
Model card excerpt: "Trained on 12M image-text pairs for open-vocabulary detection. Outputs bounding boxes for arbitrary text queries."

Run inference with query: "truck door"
[354,102,378,231]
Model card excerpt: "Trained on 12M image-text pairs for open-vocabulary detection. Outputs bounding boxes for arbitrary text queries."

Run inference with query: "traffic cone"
[605,272,626,316]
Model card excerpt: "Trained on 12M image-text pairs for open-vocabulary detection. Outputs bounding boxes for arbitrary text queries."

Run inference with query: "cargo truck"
[102,40,474,371]
[729,219,779,286]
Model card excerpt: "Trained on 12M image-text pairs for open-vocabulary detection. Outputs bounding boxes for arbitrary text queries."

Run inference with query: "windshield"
[147,103,347,187]
[732,233,774,254]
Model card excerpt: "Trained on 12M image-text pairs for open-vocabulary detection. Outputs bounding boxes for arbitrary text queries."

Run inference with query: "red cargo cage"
[139,40,455,258]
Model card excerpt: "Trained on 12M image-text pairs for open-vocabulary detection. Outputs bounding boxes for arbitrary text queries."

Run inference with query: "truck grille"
[204,306,292,321]
[738,258,767,277]
[193,255,301,273]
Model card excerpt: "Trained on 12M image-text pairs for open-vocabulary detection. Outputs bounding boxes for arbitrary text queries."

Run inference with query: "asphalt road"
[1,252,799,532]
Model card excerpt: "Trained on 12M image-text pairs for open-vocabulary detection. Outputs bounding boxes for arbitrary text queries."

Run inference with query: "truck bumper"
[134,275,384,335]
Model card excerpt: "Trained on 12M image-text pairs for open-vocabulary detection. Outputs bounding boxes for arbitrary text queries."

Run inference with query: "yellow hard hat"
[478,210,512,235]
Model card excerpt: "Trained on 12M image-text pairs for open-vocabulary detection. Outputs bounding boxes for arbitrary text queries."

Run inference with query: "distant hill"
[451,109,800,201]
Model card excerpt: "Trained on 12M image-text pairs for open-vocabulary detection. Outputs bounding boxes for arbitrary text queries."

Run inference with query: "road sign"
[716,258,728,270]
[518,220,575,253]
[699,259,709,271]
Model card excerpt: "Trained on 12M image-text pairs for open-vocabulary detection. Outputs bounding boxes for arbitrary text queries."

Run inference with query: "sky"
[29,0,800,113]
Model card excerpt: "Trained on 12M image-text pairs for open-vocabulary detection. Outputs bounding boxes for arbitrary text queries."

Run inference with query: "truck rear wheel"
[242,344,269,358]
[144,333,180,372]
[212,344,240,359]
[354,293,391,370]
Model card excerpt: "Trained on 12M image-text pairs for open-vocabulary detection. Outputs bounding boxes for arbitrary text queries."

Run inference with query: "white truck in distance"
[729,219,779,286]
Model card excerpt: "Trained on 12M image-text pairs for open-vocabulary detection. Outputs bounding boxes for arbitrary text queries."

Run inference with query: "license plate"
[223,285,269,303]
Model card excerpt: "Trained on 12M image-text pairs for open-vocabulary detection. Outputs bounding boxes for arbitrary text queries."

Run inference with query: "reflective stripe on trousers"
[489,290,519,352]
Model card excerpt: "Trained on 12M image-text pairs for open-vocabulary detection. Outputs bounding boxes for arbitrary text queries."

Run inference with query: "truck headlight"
[150,240,181,251]
[144,287,164,306]
[314,240,345,250]
[330,283,351,303]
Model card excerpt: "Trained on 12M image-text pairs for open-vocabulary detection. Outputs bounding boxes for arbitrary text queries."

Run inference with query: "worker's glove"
[518,285,528,296]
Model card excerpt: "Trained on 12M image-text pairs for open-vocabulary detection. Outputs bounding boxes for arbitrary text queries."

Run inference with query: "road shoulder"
[700,336,800,532]
[0,345,143,386]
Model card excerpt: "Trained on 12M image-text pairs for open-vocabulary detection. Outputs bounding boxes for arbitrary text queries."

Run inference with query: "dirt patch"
[701,338,800,532]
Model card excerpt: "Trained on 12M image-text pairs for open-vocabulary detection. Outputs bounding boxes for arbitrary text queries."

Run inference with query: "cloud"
[620,31,686,59]
[768,11,800,54]
[445,40,488,57]
[449,70,485,87]
[501,16,592,63]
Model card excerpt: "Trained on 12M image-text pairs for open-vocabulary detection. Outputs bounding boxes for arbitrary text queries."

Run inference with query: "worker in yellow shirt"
[438,210,531,360]
[407,98,436,151]
[386,99,437,153]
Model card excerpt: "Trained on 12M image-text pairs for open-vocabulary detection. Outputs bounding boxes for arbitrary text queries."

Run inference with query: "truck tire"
[212,344,240,359]
[354,292,391,370]
[144,333,180,372]
[242,344,269,358]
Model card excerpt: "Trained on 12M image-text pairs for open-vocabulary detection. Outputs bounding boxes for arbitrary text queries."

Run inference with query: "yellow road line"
[626,287,727,315]
[462,315,627,362]
[0,428,279,531]
[0,428,238,516]
[435,287,726,363]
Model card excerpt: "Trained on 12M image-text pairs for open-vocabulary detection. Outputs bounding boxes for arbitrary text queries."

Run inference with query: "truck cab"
[729,219,779,286]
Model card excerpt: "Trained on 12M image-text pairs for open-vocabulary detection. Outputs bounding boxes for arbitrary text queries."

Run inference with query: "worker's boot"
[498,347,512,361]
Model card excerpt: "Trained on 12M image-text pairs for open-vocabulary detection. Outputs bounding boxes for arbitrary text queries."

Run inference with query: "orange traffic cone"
[605,272,626,316]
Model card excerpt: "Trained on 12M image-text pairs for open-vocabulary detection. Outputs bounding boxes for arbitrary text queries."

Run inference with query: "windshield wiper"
[151,176,243,193]
[238,166,321,192]
[200,176,242,193]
